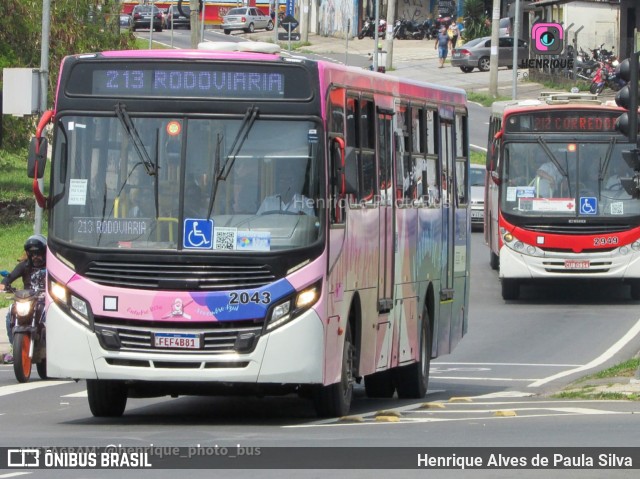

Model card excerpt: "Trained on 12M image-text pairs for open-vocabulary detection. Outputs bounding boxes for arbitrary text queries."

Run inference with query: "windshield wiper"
[598,137,617,184]
[115,102,157,176]
[218,105,259,181]
[206,133,224,219]
[537,137,568,179]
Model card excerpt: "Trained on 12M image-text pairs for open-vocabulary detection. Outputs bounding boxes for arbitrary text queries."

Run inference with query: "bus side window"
[328,88,346,223]
[455,113,468,205]
[359,98,376,204]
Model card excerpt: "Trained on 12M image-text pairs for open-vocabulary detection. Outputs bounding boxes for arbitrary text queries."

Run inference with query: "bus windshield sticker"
[183,219,214,249]
[213,227,238,250]
[506,186,535,202]
[611,202,624,215]
[68,179,88,205]
[236,231,271,251]
[518,198,576,212]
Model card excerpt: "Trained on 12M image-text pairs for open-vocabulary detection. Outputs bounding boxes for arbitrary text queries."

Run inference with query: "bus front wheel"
[501,279,520,300]
[87,379,128,417]
[313,322,355,417]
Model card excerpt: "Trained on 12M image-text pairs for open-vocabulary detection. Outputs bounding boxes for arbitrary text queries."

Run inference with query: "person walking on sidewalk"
[435,27,450,68]
[447,22,459,50]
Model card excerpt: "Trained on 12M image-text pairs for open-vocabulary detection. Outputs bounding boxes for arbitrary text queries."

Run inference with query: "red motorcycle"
[589,58,626,95]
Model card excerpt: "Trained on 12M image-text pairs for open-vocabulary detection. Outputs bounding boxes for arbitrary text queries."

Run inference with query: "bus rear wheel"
[313,323,355,417]
[394,310,431,399]
[87,379,128,417]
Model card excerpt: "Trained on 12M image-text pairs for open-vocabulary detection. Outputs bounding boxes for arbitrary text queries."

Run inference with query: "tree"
[462,0,490,41]
[0,0,136,150]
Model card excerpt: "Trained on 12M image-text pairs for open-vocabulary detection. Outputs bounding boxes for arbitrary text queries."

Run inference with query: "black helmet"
[24,234,47,268]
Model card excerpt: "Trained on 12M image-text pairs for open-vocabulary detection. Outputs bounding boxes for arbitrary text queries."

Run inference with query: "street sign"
[280,14,299,33]
[278,32,301,41]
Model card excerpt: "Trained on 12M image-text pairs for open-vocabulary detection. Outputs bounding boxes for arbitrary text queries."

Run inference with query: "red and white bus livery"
[484,92,640,300]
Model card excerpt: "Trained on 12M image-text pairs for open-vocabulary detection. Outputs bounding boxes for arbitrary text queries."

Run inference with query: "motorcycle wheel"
[589,82,599,94]
[357,33,364,40]
[36,360,47,380]
[13,333,32,383]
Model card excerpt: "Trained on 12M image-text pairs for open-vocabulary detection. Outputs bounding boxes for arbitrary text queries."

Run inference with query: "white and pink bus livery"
[30,43,471,417]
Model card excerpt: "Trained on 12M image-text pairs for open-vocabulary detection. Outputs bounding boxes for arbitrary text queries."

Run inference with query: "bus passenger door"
[437,118,455,354]
[377,111,394,313]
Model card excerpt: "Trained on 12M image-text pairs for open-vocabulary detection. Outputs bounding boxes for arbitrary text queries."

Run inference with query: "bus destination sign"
[506,111,620,133]
[65,61,312,100]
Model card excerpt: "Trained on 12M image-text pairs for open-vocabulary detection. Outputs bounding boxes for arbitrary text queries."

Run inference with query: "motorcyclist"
[1,235,47,364]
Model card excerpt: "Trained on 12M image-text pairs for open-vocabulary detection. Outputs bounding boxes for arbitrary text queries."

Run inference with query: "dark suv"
[131,5,164,32]
[167,5,191,30]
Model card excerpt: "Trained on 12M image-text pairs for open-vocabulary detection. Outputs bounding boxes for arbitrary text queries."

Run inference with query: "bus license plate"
[564,260,589,269]
[154,333,201,349]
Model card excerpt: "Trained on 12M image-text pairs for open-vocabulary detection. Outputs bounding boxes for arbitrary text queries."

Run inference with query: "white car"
[470,164,486,231]
[222,7,274,35]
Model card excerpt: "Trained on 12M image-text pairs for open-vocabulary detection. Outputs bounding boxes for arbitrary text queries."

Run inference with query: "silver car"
[469,164,486,230]
[451,36,529,73]
[222,7,274,35]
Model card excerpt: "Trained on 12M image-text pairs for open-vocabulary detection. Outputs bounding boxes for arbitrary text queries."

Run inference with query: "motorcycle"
[3,268,47,383]
[392,18,427,40]
[589,58,626,95]
[357,16,386,40]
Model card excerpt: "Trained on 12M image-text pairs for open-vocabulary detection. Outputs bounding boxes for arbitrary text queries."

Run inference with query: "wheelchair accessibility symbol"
[184,219,213,249]
[579,197,597,215]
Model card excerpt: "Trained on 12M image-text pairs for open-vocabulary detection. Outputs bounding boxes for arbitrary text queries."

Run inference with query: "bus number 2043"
[594,237,619,246]
[229,291,272,305]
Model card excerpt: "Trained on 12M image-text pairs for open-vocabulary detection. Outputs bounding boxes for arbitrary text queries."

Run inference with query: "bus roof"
[491,91,622,117]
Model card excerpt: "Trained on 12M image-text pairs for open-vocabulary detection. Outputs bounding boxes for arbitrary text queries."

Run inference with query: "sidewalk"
[248,31,614,102]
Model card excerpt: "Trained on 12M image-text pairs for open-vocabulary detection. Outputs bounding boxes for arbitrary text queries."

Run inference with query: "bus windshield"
[50,115,322,251]
[500,141,640,218]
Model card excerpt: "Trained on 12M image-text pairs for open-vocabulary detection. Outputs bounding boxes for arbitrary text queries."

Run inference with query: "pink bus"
[30,44,470,417]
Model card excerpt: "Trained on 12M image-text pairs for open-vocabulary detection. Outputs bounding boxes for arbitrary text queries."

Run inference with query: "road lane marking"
[528,317,640,387]
[61,390,87,398]
[431,376,538,381]
[434,362,582,367]
[0,381,71,397]
[0,473,32,478]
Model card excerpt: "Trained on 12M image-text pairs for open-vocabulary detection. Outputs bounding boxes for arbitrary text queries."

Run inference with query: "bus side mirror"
[344,146,358,195]
[28,137,48,179]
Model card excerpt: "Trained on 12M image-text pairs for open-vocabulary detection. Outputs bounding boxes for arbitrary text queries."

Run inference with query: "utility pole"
[190,0,200,48]
[35,0,51,235]
[384,0,395,72]
[372,0,380,72]
[489,0,501,98]
[301,0,309,43]
[511,0,521,99]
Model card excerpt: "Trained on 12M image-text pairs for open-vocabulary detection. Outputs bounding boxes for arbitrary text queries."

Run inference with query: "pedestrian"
[435,27,449,68]
[447,22,459,50]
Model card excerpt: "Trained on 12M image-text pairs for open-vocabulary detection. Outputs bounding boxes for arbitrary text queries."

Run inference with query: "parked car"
[469,164,486,230]
[167,5,191,30]
[131,5,165,32]
[221,7,274,34]
[451,36,528,73]
[499,17,511,37]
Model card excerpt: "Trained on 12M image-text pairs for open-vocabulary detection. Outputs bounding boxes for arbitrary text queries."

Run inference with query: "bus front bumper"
[45,302,325,384]
[499,246,640,279]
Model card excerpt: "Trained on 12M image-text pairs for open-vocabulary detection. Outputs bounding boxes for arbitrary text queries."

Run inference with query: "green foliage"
[462,0,490,41]
[0,0,136,150]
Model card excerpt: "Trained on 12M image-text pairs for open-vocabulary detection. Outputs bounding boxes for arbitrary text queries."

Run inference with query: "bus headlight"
[503,233,544,257]
[265,281,321,332]
[49,277,93,329]
[631,241,640,252]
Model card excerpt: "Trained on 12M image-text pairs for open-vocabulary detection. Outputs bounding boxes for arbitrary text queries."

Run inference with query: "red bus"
[485,92,640,300]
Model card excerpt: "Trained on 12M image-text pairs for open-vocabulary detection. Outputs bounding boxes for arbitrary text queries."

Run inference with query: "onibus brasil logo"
[520,22,574,70]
